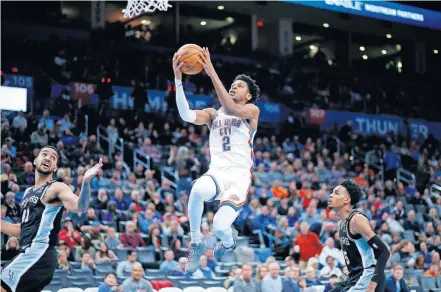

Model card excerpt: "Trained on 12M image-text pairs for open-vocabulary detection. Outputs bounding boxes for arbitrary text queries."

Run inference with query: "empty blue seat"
[43,281,62,292]
[137,247,156,264]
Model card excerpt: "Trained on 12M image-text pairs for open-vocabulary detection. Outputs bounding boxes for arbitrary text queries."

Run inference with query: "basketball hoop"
[124,0,172,18]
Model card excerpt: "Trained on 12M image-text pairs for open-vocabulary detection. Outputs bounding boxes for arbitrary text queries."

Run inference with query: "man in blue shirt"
[385,265,409,292]
[159,250,179,273]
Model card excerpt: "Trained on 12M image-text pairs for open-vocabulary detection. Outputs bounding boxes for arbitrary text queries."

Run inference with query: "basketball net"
[124,0,172,18]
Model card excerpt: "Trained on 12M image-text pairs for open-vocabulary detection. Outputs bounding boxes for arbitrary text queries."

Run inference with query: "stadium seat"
[146,275,166,280]
[95,262,114,271]
[115,246,132,260]
[206,288,227,292]
[70,282,93,290]
[159,288,183,292]
[69,261,82,269]
[43,281,62,292]
[137,247,156,263]
[436,276,441,288]
[415,204,426,213]
[72,269,94,282]
[178,281,198,289]
[93,275,105,286]
[314,286,326,292]
[421,276,441,291]
[203,281,223,288]
[84,288,99,292]
[183,287,206,292]
[58,288,84,292]
[236,236,249,247]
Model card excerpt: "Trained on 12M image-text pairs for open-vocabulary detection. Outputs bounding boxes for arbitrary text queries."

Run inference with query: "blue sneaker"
[213,228,238,258]
[185,242,205,273]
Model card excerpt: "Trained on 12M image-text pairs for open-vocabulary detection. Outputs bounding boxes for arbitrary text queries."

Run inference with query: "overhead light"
[295,36,302,41]
[362,55,368,60]
[217,5,224,10]
[200,21,207,26]
[397,61,403,68]
[226,17,234,23]
[396,44,401,51]
[310,45,316,50]
[434,49,439,54]
[122,9,126,13]
[323,23,329,28]
[141,20,151,25]
[386,34,392,39]
[359,46,365,51]
[382,50,387,55]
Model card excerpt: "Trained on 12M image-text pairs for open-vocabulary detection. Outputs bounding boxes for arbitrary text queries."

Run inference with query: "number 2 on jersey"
[22,209,30,223]
[222,136,231,152]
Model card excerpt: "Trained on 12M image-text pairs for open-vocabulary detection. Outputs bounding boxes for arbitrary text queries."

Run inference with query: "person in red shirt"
[293,221,323,269]
[119,221,146,248]
[58,217,82,249]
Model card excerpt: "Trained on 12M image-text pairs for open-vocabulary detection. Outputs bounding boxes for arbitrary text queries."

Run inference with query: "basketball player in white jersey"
[172,48,260,272]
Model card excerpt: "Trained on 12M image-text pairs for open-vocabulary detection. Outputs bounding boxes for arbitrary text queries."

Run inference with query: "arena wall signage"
[309,109,441,141]
[286,0,441,30]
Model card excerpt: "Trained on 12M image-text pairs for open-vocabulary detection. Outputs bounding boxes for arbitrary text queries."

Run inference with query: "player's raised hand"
[173,53,185,80]
[84,158,103,182]
[198,47,215,77]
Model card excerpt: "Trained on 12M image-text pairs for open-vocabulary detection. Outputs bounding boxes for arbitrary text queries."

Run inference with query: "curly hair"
[340,179,364,206]
[234,74,260,103]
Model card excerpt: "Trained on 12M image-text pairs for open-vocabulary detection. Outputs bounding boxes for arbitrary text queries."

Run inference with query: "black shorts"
[1,244,57,292]
[329,268,385,292]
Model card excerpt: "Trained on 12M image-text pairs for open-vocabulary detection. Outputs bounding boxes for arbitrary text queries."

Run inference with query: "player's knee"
[190,176,216,202]
[212,211,229,234]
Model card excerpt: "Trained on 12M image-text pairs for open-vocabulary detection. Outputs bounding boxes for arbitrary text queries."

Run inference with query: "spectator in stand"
[159,250,179,273]
[119,221,145,249]
[139,209,156,234]
[271,180,289,198]
[30,123,49,147]
[204,248,217,272]
[56,250,71,274]
[1,237,20,261]
[385,265,409,292]
[105,227,121,250]
[425,263,440,277]
[193,255,215,279]
[319,238,345,267]
[403,210,422,238]
[58,217,82,249]
[224,267,242,289]
[305,267,321,286]
[96,242,118,264]
[323,274,339,292]
[122,263,153,292]
[18,161,34,185]
[113,188,129,211]
[140,137,161,161]
[262,262,282,292]
[293,222,323,269]
[117,250,144,278]
[91,169,109,191]
[253,205,276,231]
[4,192,20,222]
[75,236,97,261]
[233,263,261,292]
[12,111,27,130]
[98,272,122,292]
[81,252,96,271]
[319,256,342,279]
[0,205,12,223]
[282,266,300,292]
[201,223,217,249]
[169,239,187,261]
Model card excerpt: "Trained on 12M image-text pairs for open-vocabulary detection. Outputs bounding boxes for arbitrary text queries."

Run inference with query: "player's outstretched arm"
[0,221,21,237]
[351,213,391,291]
[172,53,214,125]
[198,48,260,120]
[57,158,103,214]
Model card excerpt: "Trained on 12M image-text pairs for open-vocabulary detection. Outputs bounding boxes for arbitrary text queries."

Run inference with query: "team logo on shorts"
[9,270,14,281]
[228,194,240,202]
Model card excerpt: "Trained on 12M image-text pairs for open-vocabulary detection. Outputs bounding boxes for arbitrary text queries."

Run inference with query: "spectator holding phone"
[98,272,122,292]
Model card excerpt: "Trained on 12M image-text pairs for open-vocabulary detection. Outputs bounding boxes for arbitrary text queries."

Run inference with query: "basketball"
[177,43,204,75]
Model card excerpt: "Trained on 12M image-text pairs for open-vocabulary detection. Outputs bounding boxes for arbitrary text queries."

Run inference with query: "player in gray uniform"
[327,179,390,292]
[1,146,102,292]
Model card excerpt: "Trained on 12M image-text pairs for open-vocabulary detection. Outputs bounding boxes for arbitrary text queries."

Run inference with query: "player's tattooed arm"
[57,158,103,213]
[198,48,259,120]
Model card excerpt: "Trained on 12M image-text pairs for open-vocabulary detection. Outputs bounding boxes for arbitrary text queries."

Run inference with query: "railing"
[396,168,416,186]
[365,150,384,185]
[96,126,124,158]
[133,148,151,172]
[430,184,441,199]
[160,167,178,189]
[85,115,89,135]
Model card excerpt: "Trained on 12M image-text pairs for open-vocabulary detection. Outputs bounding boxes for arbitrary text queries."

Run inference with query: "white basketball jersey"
[209,107,256,171]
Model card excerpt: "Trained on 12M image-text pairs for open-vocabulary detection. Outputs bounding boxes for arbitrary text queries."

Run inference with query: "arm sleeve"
[368,235,391,283]
[175,79,196,123]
